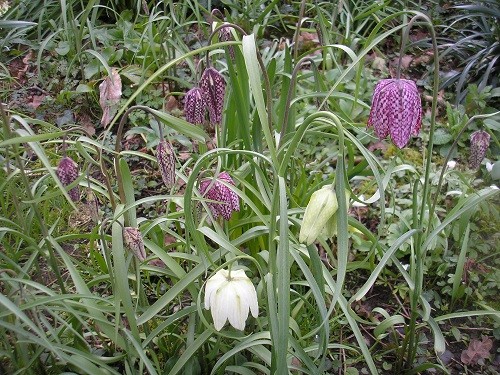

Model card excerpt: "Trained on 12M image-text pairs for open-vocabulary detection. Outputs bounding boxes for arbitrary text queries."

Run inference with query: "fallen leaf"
[29,94,45,109]
[461,337,492,365]
[99,68,122,127]
[165,95,179,112]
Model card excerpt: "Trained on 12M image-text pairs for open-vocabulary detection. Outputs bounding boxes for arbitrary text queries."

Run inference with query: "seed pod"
[123,227,146,261]
[57,156,79,201]
[157,140,176,188]
[184,87,206,125]
[200,67,226,125]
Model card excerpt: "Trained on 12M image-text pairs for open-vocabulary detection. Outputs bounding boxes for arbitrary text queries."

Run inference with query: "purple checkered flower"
[199,172,239,220]
[367,78,422,149]
[156,139,176,188]
[200,67,226,125]
[123,227,146,261]
[56,156,79,201]
[469,130,490,169]
[184,87,206,125]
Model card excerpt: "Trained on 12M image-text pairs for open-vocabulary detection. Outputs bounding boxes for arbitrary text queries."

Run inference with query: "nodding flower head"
[57,156,79,201]
[199,172,239,220]
[123,227,146,261]
[184,87,206,125]
[200,67,226,125]
[204,268,259,331]
[367,78,422,149]
[156,140,176,188]
[469,130,490,169]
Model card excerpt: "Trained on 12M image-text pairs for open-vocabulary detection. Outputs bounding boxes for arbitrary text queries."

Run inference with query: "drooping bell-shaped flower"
[299,185,338,245]
[204,268,259,331]
[123,227,146,261]
[199,67,226,124]
[199,172,239,220]
[469,130,490,169]
[367,78,422,149]
[156,139,176,188]
[57,156,79,201]
[184,87,206,125]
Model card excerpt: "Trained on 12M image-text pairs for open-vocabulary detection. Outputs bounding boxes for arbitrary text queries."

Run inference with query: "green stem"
[404,13,440,369]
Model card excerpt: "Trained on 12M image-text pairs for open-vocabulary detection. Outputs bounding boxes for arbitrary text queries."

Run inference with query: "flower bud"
[156,140,176,188]
[469,130,490,169]
[99,68,122,128]
[123,227,146,261]
[299,185,338,245]
[57,156,79,201]
[321,189,350,238]
[219,24,235,60]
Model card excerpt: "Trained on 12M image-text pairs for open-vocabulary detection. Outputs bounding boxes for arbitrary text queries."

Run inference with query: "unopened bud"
[123,227,146,261]
[299,185,338,245]
[469,130,490,169]
[157,140,176,188]
[57,156,79,201]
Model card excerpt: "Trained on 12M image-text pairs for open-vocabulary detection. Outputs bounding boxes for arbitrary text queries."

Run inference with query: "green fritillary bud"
[299,185,338,245]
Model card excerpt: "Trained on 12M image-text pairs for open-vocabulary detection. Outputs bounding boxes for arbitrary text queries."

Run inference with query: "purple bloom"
[367,78,422,149]
[57,156,79,201]
[156,140,176,188]
[200,67,226,125]
[199,172,239,220]
[184,87,206,125]
[469,130,490,169]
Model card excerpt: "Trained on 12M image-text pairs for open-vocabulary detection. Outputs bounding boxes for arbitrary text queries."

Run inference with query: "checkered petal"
[200,68,226,125]
[469,130,490,169]
[57,156,79,201]
[184,87,206,125]
[199,172,239,220]
[156,140,176,188]
[367,78,422,148]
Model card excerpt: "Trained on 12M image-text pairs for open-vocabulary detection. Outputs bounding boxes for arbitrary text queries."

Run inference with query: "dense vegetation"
[0,0,499,374]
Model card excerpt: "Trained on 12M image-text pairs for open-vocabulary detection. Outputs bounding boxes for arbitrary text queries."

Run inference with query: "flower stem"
[402,13,440,370]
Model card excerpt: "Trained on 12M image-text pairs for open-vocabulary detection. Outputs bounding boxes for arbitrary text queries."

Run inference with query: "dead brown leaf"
[29,94,45,109]
[461,336,493,365]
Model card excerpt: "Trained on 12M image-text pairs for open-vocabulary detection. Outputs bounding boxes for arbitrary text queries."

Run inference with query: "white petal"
[226,283,246,330]
[204,271,226,310]
[212,281,233,330]
[232,270,258,319]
